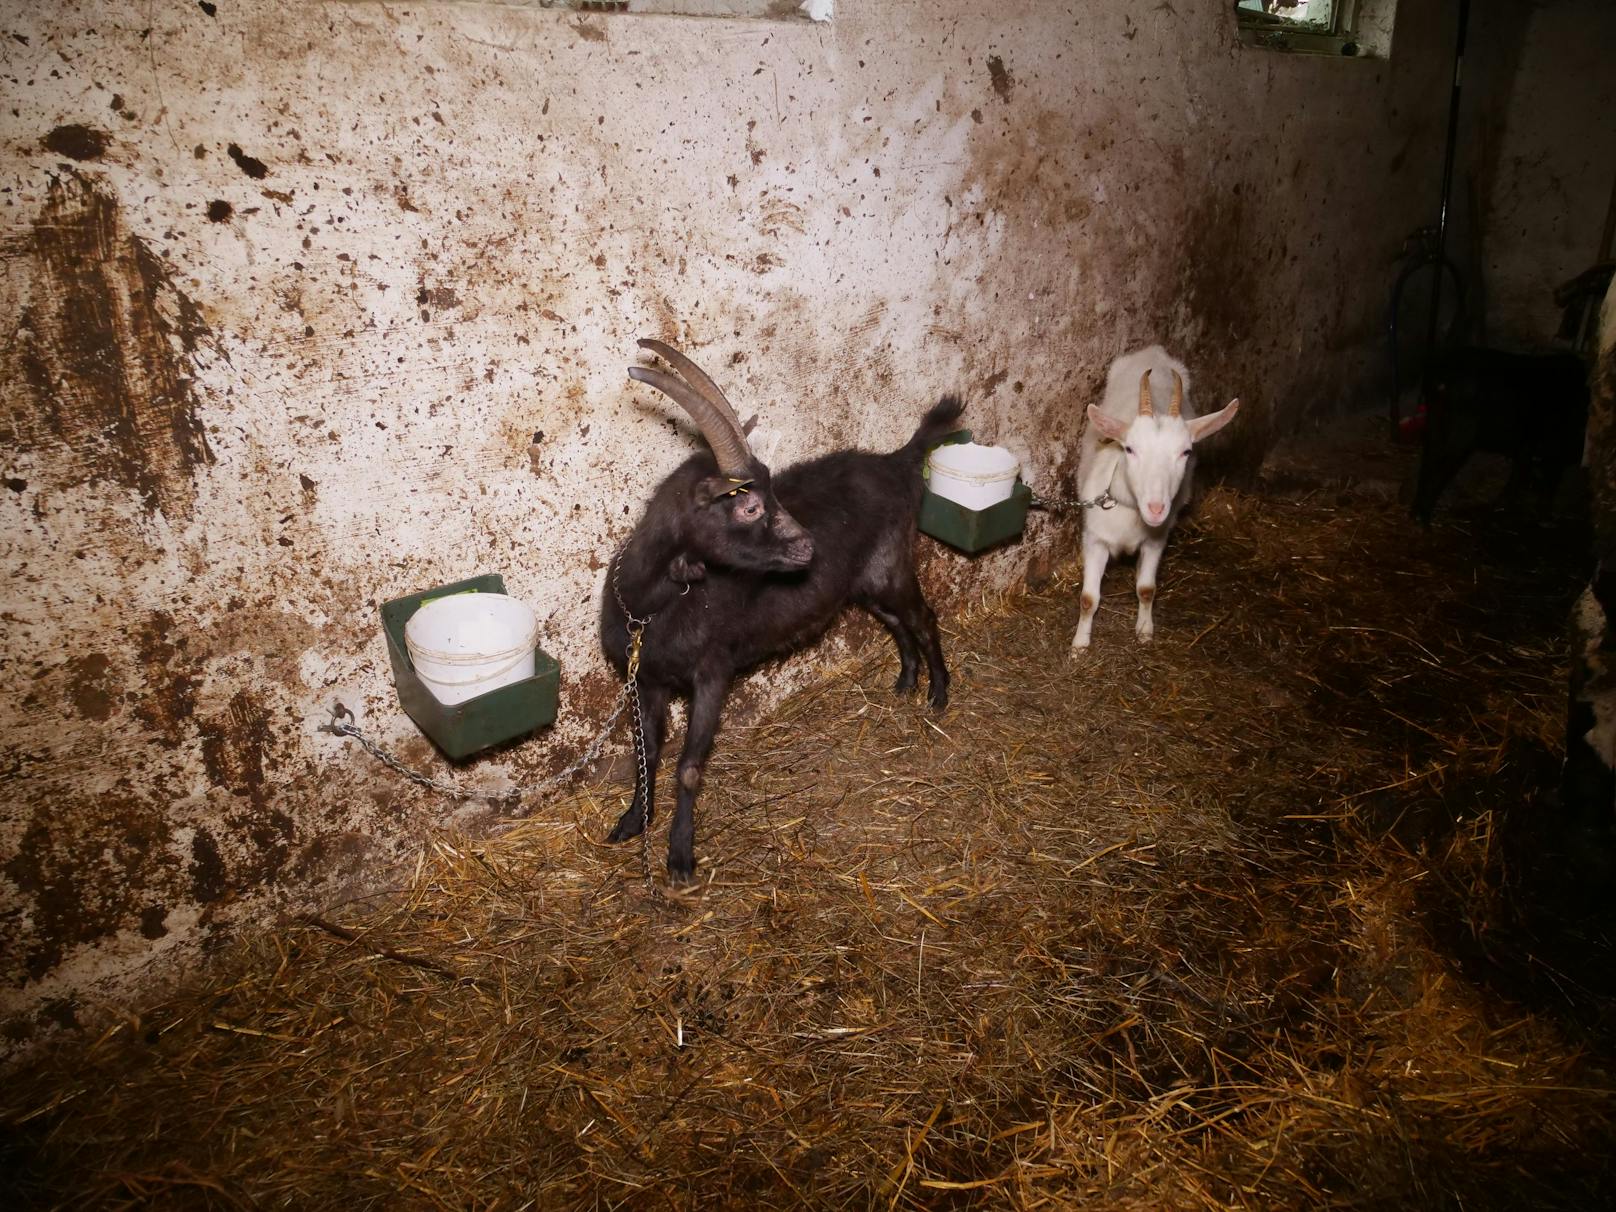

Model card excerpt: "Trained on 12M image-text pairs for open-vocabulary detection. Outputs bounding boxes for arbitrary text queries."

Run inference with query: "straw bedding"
[5,421,1614,1210]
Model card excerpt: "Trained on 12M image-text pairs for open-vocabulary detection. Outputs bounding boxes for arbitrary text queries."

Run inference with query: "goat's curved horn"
[1138,369,1155,417]
[627,366,754,477]
[1169,369,1184,418]
[637,339,749,441]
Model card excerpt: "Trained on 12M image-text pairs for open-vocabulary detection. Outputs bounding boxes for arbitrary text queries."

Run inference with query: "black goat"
[1412,346,1589,523]
[601,339,961,881]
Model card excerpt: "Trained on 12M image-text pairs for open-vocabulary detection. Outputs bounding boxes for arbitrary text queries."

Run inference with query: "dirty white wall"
[1483,0,1616,345]
[2,0,1468,1048]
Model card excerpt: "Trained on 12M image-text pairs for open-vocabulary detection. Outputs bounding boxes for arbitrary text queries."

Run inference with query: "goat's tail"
[898,394,966,464]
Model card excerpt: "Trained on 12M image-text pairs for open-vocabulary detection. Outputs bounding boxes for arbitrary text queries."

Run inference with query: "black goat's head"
[629,339,814,576]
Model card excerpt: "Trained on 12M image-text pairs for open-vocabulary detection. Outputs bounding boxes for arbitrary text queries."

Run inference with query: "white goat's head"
[1086,369,1240,528]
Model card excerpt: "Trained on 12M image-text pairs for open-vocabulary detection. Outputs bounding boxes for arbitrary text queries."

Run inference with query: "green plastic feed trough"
[380,574,560,760]
[918,429,1032,554]
[919,481,1033,554]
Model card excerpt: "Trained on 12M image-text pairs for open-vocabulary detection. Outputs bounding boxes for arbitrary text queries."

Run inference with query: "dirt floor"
[4,413,1616,1210]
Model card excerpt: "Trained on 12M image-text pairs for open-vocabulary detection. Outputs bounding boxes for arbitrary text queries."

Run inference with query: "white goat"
[1071,346,1240,651]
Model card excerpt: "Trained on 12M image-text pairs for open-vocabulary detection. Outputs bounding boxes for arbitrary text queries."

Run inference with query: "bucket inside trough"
[926,441,1020,510]
[403,592,539,706]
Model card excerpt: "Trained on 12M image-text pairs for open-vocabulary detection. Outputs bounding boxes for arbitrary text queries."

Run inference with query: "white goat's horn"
[1138,369,1154,417]
[1169,369,1184,418]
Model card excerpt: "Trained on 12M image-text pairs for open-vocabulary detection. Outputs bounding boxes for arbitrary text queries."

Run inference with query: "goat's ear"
[1187,398,1239,443]
[695,475,750,506]
[669,553,707,583]
[1086,404,1130,442]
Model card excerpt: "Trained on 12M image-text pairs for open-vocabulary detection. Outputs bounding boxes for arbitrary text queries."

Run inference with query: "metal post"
[1423,0,1473,370]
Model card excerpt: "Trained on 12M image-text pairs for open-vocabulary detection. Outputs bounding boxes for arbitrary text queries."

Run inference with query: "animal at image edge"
[602,339,961,882]
[1410,345,1590,524]
[1072,345,1240,651]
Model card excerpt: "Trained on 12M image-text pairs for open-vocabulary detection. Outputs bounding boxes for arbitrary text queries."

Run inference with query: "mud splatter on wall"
[11,172,215,517]
[0,0,1490,1048]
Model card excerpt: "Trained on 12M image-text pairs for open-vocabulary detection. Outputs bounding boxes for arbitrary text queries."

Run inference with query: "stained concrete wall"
[2,0,1471,1048]
[1482,0,1616,346]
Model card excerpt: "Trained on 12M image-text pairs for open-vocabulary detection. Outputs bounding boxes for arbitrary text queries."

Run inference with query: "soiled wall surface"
[1483,0,1616,346]
[2,0,1465,1048]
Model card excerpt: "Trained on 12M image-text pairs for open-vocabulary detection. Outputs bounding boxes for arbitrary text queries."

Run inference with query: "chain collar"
[610,538,656,631]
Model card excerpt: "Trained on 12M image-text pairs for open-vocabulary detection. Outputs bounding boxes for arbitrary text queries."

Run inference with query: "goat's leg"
[1412,444,1468,522]
[881,575,949,710]
[864,601,922,694]
[607,681,669,843]
[667,674,729,882]
[1072,533,1110,651]
[1135,535,1166,642]
[1521,441,1563,514]
[1411,415,1474,523]
[911,593,950,712]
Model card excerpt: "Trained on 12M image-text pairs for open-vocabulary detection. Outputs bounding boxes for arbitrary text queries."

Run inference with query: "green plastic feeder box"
[380,574,560,760]
[919,429,1032,553]
[920,482,1033,553]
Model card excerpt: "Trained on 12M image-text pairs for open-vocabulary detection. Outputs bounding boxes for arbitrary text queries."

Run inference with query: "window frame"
[1236,0,1368,57]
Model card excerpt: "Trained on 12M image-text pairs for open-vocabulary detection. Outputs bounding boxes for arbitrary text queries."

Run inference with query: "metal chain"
[324,540,666,890]
[623,626,659,893]
[320,693,628,816]
[611,540,663,896]
[1029,488,1117,515]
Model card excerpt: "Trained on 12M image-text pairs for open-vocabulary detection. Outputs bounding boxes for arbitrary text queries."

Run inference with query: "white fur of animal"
[1071,346,1239,650]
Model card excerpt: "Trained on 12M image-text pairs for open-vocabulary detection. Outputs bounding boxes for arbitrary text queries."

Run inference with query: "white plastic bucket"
[405,592,540,706]
[927,442,1021,511]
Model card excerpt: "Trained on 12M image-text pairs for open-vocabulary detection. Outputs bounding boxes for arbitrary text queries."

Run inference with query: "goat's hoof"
[928,687,950,713]
[893,673,919,696]
[666,855,697,883]
[607,812,645,844]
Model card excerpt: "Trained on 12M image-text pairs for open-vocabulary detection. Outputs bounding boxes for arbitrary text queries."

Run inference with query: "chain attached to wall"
[324,540,667,892]
[320,696,628,817]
